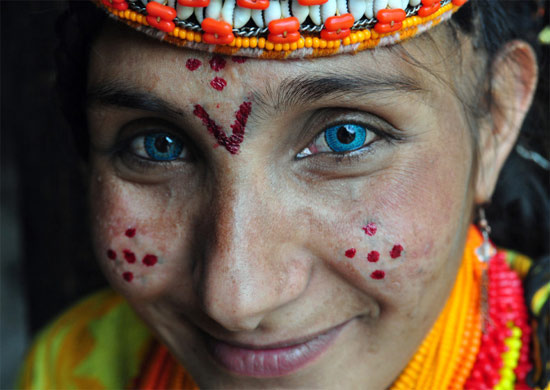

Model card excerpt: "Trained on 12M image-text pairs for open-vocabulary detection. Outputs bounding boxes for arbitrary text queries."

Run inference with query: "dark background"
[1,0,548,387]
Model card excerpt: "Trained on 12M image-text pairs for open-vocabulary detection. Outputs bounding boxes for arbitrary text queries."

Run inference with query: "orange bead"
[178,0,210,6]
[418,1,440,17]
[324,13,354,31]
[268,17,300,35]
[320,28,350,41]
[146,1,176,20]
[201,18,233,35]
[297,0,327,5]
[237,0,270,9]
[146,15,175,33]
[376,8,406,24]
[452,0,467,5]
[268,31,300,43]
[374,21,402,34]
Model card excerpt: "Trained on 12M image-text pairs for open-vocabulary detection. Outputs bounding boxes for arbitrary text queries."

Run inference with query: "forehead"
[88,20,455,102]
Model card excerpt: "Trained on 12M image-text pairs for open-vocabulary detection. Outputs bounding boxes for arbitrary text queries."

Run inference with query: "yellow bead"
[187,31,194,41]
[130,11,137,21]
[319,39,327,49]
[350,33,358,44]
[194,33,201,43]
[327,40,334,48]
[342,36,351,45]
[266,41,274,50]
[179,29,186,40]
[137,14,144,24]
[356,31,365,42]
[235,37,242,47]
[290,42,298,50]
[124,9,131,19]
[250,37,258,48]
[297,38,305,49]
[312,37,320,48]
[258,37,266,49]
[305,37,312,47]
[512,327,522,338]
[274,43,283,51]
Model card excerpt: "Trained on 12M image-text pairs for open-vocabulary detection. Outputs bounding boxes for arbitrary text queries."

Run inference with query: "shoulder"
[18,289,152,390]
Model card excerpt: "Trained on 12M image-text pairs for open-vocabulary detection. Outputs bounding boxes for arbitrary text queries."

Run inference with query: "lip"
[204,321,349,378]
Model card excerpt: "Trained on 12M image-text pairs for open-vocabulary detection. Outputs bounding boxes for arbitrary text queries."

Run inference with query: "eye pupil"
[144,134,184,161]
[336,126,356,144]
[154,136,171,153]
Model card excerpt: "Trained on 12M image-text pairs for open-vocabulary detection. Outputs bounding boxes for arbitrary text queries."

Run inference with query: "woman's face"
[88,22,476,389]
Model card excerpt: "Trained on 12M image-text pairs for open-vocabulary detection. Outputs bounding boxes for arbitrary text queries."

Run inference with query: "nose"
[195,170,311,332]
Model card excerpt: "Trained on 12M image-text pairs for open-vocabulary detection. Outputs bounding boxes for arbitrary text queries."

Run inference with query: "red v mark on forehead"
[193,102,252,154]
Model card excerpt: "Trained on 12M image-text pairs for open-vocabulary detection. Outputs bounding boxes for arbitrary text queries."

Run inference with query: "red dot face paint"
[209,56,227,72]
[362,223,377,236]
[231,56,247,63]
[367,251,380,263]
[107,249,117,260]
[122,272,133,282]
[210,77,227,91]
[123,249,136,264]
[345,248,356,258]
[370,270,385,280]
[193,101,252,154]
[142,254,158,267]
[125,228,136,238]
[390,244,403,259]
[186,58,202,71]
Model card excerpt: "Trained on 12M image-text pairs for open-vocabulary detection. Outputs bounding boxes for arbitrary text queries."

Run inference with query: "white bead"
[281,0,292,17]
[264,0,282,25]
[309,4,322,24]
[233,5,251,27]
[337,0,348,14]
[291,0,310,23]
[221,0,236,24]
[373,0,388,15]
[177,3,194,19]
[349,0,366,20]
[251,9,265,27]
[205,0,223,20]
[195,6,205,23]
[321,0,336,23]
[364,0,374,18]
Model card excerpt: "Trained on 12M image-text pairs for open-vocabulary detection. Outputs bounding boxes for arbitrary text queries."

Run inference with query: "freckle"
[186,58,202,71]
[142,254,158,267]
[370,270,385,280]
[210,77,227,91]
[362,223,377,236]
[122,272,133,282]
[231,56,247,64]
[107,249,116,260]
[209,55,226,71]
[123,249,136,264]
[125,228,136,238]
[345,248,356,258]
[390,244,403,259]
[367,251,380,262]
[216,104,220,108]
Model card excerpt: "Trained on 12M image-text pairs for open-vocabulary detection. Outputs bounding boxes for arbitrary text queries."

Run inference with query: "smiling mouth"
[203,321,349,378]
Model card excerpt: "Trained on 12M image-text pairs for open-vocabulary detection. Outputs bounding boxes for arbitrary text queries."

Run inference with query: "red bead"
[201,18,234,45]
[297,0,327,5]
[146,2,177,33]
[324,13,354,30]
[267,17,300,43]
[320,28,350,40]
[452,0,467,5]
[179,0,210,6]
[267,31,301,43]
[418,1,440,16]
[237,0,270,9]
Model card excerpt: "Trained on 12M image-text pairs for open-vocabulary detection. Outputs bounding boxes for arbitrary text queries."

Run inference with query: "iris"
[324,124,367,153]
[143,134,184,161]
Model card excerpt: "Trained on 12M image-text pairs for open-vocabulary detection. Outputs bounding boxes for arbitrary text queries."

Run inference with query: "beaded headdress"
[97,0,468,58]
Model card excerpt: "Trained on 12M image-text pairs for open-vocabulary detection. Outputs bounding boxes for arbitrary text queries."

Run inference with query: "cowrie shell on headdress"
[291,0,310,23]
[281,0,292,18]
[364,0,374,18]
[349,0,366,20]
[234,6,252,28]
[337,0,349,15]
[205,0,223,20]
[321,0,337,23]
[221,0,236,23]
[388,0,401,8]
[309,4,322,24]
[177,3,194,19]
[195,7,205,23]
[373,0,388,14]
[409,0,421,5]
[251,9,265,27]
[264,0,282,25]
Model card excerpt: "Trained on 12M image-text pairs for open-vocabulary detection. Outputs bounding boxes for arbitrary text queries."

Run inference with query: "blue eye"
[129,133,185,161]
[324,124,367,153]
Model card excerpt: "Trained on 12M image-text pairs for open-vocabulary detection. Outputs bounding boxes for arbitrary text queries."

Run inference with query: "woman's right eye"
[129,133,189,162]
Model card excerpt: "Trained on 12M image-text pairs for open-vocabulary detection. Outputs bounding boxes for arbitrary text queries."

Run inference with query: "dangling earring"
[475,207,496,263]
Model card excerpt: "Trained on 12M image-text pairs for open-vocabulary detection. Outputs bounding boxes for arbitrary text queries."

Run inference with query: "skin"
[86,20,536,389]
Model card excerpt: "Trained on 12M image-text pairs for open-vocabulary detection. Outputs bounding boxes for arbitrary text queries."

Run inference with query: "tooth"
[195,6,205,23]
[221,0,236,24]
[309,4,321,24]
[177,4,194,19]
[373,0,388,14]
[321,0,336,23]
[251,9,265,27]
[281,0,291,17]
[364,0,374,18]
[409,0,420,5]
[234,6,251,27]
[349,0,366,20]
[291,0,309,23]
[206,0,223,19]
[336,0,348,14]
[264,0,282,25]
[388,0,401,8]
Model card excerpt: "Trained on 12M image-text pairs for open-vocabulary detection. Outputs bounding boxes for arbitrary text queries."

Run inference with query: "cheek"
[90,174,192,298]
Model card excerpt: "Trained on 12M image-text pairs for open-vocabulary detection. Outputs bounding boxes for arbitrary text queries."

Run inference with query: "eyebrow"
[252,71,426,115]
[87,81,185,119]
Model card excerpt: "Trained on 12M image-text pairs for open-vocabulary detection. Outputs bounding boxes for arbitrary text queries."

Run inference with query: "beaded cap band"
[96,0,468,58]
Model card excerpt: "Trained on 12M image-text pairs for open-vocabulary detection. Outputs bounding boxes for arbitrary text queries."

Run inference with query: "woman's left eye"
[129,133,188,161]
[297,124,378,158]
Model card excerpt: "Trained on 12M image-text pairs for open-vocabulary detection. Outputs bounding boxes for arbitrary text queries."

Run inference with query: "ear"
[474,41,538,204]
